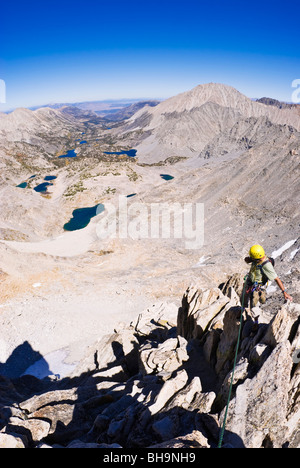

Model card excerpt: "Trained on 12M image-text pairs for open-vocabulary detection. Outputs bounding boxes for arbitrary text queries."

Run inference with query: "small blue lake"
[104,149,137,158]
[126,193,137,198]
[64,204,105,231]
[17,175,57,190]
[59,149,77,158]
[160,174,174,181]
[34,182,53,193]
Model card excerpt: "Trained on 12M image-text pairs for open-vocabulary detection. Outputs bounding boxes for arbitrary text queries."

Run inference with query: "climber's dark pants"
[243,282,267,309]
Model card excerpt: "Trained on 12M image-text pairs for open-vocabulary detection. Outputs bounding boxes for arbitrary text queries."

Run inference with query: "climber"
[244,244,293,309]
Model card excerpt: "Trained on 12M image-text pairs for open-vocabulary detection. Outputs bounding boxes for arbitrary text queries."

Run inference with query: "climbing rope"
[218,275,248,448]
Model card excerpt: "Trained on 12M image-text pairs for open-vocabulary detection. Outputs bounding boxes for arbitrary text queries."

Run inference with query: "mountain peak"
[127,82,300,164]
[157,82,253,114]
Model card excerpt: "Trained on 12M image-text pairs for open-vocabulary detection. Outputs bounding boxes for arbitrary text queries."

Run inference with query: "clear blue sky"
[0,0,299,110]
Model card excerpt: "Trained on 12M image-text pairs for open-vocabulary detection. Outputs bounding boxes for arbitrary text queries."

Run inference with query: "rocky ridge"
[257,97,300,115]
[0,83,299,449]
[0,281,299,449]
[0,107,84,146]
[122,83,300,163]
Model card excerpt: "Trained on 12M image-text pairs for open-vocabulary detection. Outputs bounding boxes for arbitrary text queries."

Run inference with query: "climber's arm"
[275,277,293,302]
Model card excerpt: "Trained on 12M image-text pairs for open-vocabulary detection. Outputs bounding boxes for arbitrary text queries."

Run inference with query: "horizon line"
[0,96,167,113]
[1,83,299,113]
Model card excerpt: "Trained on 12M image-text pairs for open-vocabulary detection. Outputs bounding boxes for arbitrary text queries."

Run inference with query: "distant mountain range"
[256,97,300,114]
[28,98,148,111]
[27,98,162,120]
[123,82,300,163]
[5,93,299,125]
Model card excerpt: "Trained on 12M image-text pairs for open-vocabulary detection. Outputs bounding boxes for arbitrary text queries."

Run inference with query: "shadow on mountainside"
[0,332,246,448]
[3,281,299,448]
[0,341,51,380]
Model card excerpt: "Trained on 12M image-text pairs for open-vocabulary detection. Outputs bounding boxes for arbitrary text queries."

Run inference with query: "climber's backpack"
[257,257,275,285]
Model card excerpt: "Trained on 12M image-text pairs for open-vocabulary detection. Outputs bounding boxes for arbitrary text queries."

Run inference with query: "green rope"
[218,275,248,449]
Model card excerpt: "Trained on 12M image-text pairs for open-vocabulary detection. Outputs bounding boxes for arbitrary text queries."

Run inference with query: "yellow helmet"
[249,244,265,259]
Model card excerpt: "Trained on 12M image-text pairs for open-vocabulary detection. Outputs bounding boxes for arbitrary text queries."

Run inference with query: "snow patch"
[266,282,278,294]
[290,248,299,260]
[271,239,297,259]
[22,349,77,379]
[192,255,210,268]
